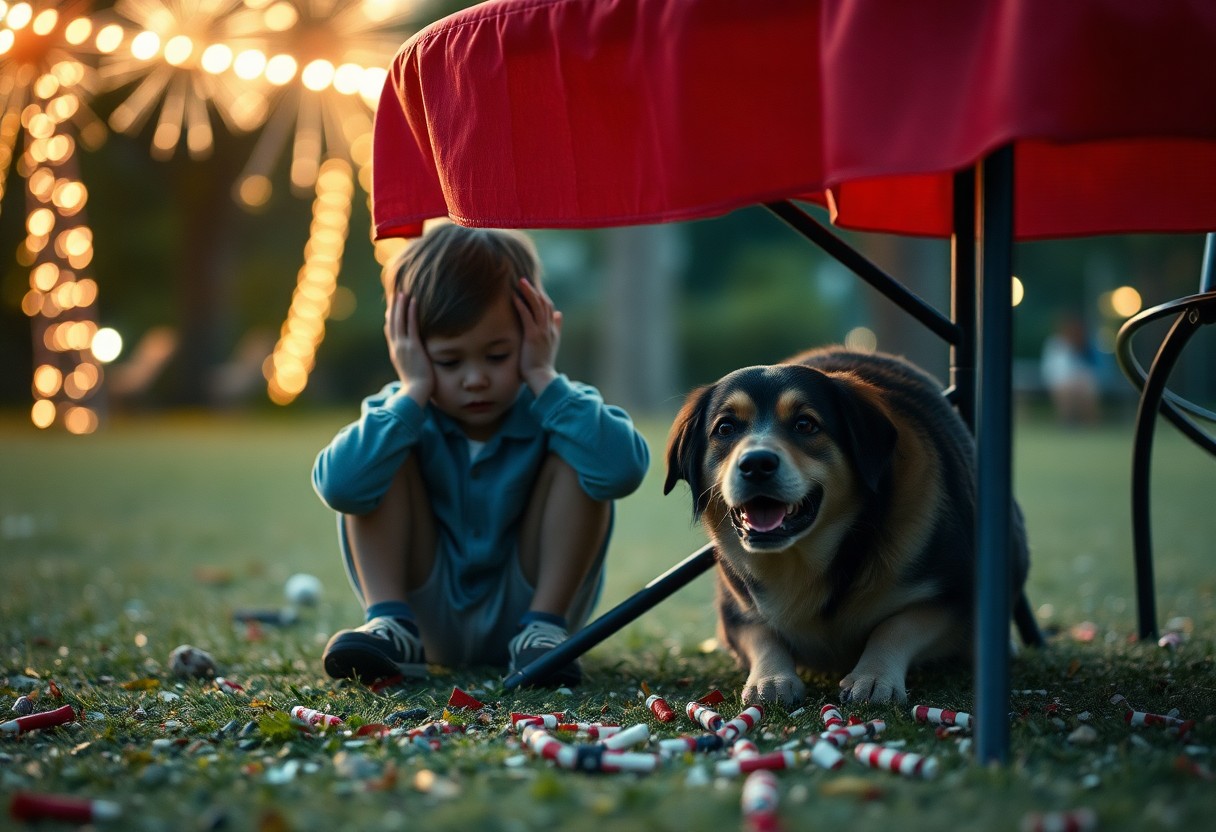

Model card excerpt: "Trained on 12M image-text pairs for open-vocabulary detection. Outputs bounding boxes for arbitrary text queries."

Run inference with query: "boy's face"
[424,291,522,440]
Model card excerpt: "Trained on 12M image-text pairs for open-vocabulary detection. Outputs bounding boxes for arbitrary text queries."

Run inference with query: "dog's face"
[664,364,897,554]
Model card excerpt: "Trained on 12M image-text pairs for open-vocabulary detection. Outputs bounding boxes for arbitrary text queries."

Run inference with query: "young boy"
[313,224,650,686]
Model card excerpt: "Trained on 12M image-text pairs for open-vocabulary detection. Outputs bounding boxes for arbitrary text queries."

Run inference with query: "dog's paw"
[742,673,806,707]
[839,671,907,704]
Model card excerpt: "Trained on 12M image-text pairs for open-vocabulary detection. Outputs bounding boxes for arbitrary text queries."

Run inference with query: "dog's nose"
[738,449,779,481]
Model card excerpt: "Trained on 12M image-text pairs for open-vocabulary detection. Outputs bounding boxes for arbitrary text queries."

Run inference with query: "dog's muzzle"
[728,488,822,549]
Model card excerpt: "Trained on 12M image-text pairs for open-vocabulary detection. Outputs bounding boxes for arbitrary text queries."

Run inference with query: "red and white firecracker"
[730,738,761,759]
[854,742,939,779]
[820,703,845,729]
[715,750,798,777]
[807,738,846,770]
[510,711,567,730]
[0,704,76,736]
[288,705,342,728]
[911,705,972,729]
[741,770,781,832]
[718,705,764,742]
[686,700,725,732]
[9,792,121,823]
[599,723,650,750]
[645,693,677,722]
[820,718,886,748]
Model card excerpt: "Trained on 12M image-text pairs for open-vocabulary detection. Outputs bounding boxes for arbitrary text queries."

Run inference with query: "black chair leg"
[1130,308,1202,641]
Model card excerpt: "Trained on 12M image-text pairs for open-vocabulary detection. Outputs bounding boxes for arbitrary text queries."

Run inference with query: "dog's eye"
[794,416,819,435]
[714,418,737,437]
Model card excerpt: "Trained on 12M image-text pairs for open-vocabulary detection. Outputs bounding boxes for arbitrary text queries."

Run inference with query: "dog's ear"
[664,384,713,516]
[825,376,897,495]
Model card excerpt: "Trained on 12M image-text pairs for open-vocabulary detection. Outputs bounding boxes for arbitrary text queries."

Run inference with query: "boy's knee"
[540,454,607,511]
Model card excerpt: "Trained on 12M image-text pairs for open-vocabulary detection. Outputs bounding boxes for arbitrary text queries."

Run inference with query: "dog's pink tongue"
[743,500,785,533]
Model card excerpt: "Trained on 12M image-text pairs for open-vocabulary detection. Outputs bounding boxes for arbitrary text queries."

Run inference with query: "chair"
[1114,232,1216,641]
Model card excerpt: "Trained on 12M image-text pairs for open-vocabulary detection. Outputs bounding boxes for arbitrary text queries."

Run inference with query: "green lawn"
[1,410,1213,831]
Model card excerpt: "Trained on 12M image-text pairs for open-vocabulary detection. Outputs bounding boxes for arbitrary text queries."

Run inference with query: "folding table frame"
[505,149,1040,764]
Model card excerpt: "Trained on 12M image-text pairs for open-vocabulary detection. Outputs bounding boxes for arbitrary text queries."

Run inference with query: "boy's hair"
[384,224,541,339]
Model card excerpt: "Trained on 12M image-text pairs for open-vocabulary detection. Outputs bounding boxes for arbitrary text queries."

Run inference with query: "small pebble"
[1068,725,1099,745]
[168,644,218,679]
[11,696,34,715]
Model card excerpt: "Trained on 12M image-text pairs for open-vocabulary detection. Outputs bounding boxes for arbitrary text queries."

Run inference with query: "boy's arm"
[532,375,650,501]
[312,383,427,515]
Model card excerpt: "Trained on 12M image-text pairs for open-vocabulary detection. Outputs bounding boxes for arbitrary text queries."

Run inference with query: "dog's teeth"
[786,503,797,516]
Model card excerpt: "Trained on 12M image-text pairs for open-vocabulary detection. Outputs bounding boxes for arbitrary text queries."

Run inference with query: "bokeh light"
[91,327,123,363]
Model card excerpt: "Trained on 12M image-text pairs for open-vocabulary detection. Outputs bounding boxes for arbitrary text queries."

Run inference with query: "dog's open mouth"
[729,491,820,547]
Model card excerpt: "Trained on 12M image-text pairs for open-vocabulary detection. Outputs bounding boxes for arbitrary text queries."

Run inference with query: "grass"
[1,409,1214,831]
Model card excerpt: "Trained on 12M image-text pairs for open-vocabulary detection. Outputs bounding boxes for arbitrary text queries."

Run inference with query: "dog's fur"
[664,347,1032,705]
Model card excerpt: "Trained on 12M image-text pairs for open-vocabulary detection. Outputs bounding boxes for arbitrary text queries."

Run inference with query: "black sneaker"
[323,616,428,684]
[507,620,582,687]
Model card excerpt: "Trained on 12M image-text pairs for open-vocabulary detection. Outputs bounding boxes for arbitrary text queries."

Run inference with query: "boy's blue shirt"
[313,374,650,610]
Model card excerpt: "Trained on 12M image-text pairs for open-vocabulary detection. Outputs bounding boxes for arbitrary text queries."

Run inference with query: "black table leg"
[974,147,1015,765]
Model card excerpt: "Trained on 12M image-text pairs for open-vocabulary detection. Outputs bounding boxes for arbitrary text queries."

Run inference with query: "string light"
[3,1,425,425]
[2,1,108,433]
[266,157,351,404]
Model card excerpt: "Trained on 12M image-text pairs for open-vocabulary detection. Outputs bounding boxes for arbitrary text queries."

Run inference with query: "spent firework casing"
[685,700,724,732]
[510,712,566,730]
[598,750,660,773]
[521,725,577,768]
[658,734,724,754]
[819,719,887,748]
[807,738,846,770]
[9,792,121,823]
[717,705,764,742]
[643,689,676,721]
[645,693,677,722]
[741,769,780,829]
[289,705,343,728]
[741,769,780,814]
[697,689,726,706]
[215,677,245,696]
[819,703,845,729]
[715,750,798,777]
[1124,710,1188,728]
[569,745,660,773]
[0,704,76,736]
[730,738,761,759]
[854,742,939,779]
[911,705,972,729]
[599,722,650,750]
[555,722,620,739]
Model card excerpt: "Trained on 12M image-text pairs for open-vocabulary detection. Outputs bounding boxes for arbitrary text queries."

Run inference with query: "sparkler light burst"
[99,0,275,160]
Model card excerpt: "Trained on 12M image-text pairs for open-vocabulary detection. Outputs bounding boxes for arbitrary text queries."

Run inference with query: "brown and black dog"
[664,346,1039,705]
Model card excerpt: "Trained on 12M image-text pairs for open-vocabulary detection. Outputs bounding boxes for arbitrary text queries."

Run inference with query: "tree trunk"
[599,225,683,415]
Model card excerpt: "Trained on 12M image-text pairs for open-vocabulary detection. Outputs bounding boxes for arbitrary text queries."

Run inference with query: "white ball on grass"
[284,573,322,606]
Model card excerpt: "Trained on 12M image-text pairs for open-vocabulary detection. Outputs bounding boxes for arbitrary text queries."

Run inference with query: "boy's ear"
[664,384,713,518]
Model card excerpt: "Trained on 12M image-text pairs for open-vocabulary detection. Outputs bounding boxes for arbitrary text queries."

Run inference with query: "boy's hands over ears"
[387,292,434,407]
[514,278,561,395]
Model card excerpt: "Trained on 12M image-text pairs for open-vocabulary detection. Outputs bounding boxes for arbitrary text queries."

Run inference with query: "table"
[370,0,1216,763]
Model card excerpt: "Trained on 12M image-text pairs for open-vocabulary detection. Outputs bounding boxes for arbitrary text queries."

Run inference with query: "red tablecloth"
[372,0,1216,240]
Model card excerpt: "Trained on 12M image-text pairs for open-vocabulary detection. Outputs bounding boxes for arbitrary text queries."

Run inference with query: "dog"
[664,346,1038,705]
